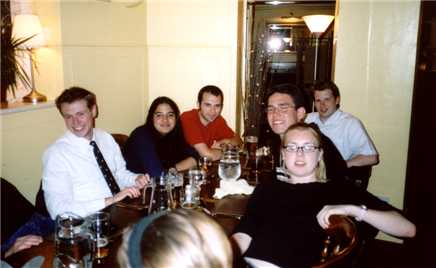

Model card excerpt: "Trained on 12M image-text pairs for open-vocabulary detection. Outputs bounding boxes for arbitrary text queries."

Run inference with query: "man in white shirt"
[42,87,149,219]
[305,81,379,169]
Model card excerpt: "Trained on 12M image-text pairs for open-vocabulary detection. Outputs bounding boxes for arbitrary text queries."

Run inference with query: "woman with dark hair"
[124,97,198,177]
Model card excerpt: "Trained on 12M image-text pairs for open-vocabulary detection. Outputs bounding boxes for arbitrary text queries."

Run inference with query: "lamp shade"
[12,14,46,49]
[302,15,334,34]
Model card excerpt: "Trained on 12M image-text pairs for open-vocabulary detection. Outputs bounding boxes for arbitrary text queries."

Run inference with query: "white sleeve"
[42,147,105,219]
[348,119,378,156]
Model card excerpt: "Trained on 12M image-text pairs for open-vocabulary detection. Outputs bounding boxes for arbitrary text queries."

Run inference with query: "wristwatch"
[355,204,368,221]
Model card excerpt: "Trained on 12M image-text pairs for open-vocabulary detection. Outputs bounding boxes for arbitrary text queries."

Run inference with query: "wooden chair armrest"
[312,215,359,268]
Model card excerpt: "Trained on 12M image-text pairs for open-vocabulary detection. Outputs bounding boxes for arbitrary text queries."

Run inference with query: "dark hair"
[197,85,224,105]
[312,81,340,99]
[145,96,182,138]
[265,83,306,109]
[312,81,340,108]
[55,87,97,113]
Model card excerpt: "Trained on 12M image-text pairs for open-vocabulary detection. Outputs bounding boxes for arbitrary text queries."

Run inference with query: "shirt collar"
[320,109,342,125]
[64,129,95,148]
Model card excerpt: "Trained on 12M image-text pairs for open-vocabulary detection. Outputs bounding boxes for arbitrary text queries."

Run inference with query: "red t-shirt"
[180,109,235,148]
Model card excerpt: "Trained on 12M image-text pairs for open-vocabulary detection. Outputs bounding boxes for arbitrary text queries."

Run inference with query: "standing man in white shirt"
[42,87,149,219]
[305,81,379,170]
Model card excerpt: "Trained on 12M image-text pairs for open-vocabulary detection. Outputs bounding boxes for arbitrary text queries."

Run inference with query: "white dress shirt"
[42,128,138,219]
[305,109,378,161]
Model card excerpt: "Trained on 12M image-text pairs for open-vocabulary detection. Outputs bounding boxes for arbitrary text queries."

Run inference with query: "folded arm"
[175,157,197,172]
[346,154,379,168]
[213,134,243,149]
[317,204,416,238]
[193,143,222,161]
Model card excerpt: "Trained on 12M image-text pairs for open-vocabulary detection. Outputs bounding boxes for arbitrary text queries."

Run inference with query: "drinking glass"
[244,136,258,159]
[166,171,184,209]
[188,168,205,186]
[88,211,110,260]
[218,151,241,181]
[148,175,174,213]
[54,212,91,268]
[198,156,212,175]
[181,182,200,209]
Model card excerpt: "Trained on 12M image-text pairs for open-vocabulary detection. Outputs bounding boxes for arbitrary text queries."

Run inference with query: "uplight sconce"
[12,14,47,103]
[302,15,334,82]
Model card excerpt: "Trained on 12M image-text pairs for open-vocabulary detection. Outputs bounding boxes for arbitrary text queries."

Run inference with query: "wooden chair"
[111,133,129,151]
[312,215,359,268]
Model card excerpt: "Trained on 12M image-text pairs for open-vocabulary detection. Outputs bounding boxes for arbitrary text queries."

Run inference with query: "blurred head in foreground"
[118,209,233,268]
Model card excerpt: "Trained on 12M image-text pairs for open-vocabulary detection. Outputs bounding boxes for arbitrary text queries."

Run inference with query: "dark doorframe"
[403,1,436,266]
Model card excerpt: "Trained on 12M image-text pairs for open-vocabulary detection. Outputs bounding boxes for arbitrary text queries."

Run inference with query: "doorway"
[242,0,335,139]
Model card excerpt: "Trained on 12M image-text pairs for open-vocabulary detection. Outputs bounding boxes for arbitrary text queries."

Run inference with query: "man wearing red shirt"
[181,85,242,161]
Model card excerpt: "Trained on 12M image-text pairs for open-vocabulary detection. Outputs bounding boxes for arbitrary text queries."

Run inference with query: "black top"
[234,175,393,267]
[1,178,36,243]
[123,125,198,177]
[261,129,348,182]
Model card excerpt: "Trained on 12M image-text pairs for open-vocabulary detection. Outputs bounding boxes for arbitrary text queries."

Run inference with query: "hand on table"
[4,235,43,258]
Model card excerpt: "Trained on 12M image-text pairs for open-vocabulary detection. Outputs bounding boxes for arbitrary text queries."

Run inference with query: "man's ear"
[336,96,341,107]
[91,105,98,118]
[296,106,306,122]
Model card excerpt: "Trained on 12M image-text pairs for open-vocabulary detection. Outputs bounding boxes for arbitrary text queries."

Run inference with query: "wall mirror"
[242,0,335,139]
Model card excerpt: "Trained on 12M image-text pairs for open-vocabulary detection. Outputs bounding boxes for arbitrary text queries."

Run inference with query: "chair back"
[35,180,50,217]
[111,133,129,151]
[312,215,359,268]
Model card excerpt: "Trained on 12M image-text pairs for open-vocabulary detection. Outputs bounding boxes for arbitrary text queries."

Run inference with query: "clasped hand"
[109,174,150,204]
[316,204,356,229]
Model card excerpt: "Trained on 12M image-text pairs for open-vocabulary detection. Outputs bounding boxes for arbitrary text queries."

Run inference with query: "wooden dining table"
[5,156,273,268]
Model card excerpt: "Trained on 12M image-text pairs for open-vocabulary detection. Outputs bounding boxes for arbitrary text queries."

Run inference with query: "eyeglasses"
[282,143,320,153]
[266,104,295,114]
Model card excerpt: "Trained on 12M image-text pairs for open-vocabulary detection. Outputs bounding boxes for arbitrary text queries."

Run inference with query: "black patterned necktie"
[90,141,121,195]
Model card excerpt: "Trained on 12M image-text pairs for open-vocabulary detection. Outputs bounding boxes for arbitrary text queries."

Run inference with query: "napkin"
[213,179,254,199]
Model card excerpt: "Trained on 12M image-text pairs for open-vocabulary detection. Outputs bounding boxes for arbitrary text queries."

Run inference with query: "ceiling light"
[265,1,295,5]
[302,15,334,33]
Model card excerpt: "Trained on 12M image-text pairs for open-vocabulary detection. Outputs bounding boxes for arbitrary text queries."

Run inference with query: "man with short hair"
[262,83,348,181]
[305,81,379,168]
[42,87,149,219]
[180,85,242,161]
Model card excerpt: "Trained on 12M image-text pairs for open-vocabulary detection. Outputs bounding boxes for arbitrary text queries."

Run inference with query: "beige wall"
[146,0,239,128]
[60,1,148,133]
[334,0,420,240]
[1,0,149,202]
[1,0,240,202]
[1,107,65,203]
[1,1,64,203]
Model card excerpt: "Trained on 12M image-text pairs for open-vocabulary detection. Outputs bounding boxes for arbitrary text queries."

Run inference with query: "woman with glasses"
[124,96,198,177]
[232,122,415,268]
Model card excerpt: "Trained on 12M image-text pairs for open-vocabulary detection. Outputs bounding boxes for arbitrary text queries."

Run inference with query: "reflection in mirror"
[242,1,335,142]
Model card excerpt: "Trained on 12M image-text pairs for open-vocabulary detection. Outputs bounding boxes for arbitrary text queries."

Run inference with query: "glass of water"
[218,151,241,181]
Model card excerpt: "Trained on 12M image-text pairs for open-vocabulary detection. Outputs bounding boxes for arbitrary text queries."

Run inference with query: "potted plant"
[1,17,34,103]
